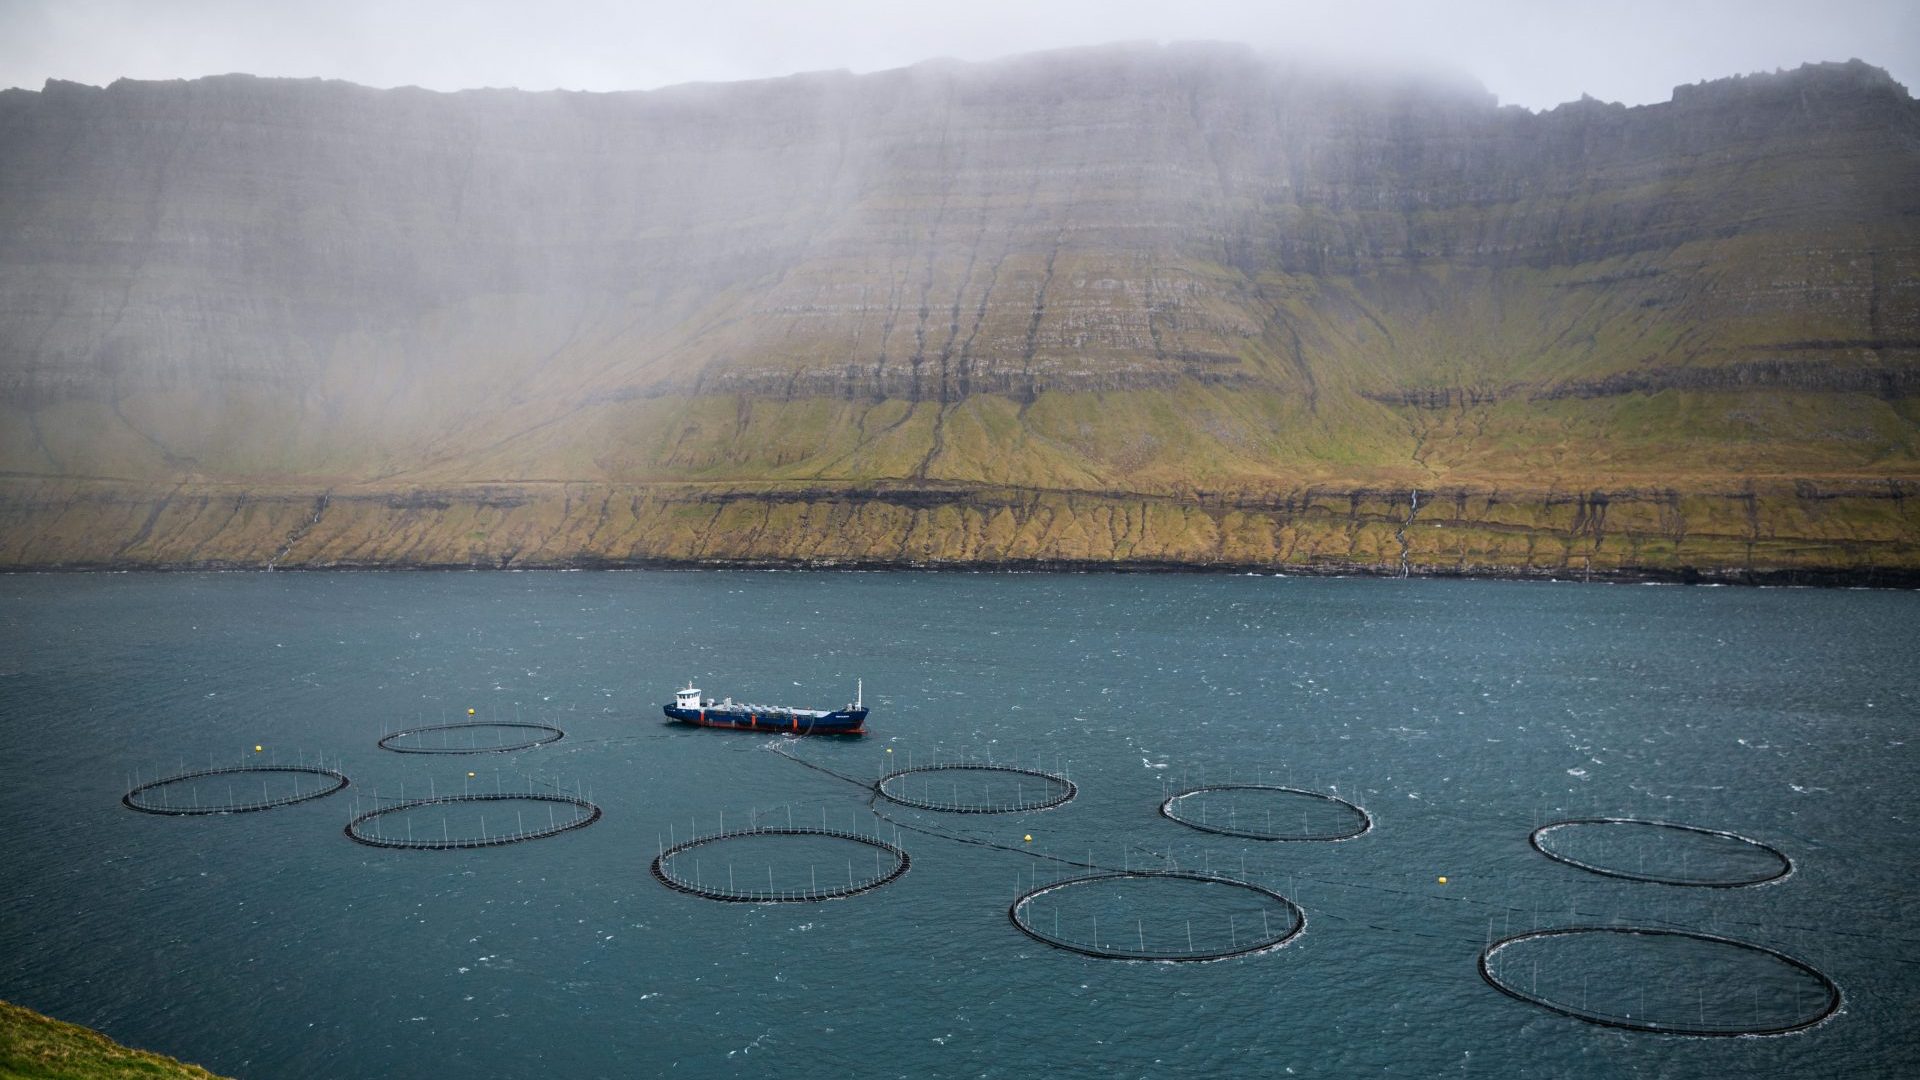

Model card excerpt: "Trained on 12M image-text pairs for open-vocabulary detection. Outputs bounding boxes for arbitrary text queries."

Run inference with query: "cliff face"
[0,45,1915,578]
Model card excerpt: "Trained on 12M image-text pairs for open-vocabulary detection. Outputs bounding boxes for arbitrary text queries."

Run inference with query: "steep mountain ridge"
[1,44,1915,577]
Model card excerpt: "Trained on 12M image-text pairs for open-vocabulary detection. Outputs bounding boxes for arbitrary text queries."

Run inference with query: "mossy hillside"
[410,384,1428,495]
[4,204,1909,497]
[350,373,1918,497]
[1398,390,1920,483]
[2,476,1912,579]
[7,337,1913,577]
[0,1000,230,1080]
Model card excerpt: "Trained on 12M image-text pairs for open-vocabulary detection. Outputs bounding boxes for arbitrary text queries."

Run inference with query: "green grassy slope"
[0,1001,230,1080]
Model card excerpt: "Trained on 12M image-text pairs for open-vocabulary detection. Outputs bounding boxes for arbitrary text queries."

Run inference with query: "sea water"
[0,571,1914,1077]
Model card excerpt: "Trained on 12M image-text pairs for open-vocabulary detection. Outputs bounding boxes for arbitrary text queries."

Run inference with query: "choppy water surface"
[0,572,1914,1077]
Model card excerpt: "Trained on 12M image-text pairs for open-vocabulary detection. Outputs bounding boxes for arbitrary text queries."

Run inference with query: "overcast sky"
[1,0,1913,111]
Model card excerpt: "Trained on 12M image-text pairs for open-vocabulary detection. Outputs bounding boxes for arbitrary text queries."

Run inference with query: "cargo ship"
[664,680,868,735]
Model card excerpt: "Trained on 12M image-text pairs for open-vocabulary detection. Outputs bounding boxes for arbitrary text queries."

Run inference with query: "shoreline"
[7,556,1916,589]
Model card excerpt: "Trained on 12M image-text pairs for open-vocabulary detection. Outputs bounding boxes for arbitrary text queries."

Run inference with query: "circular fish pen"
[1530,818,1792,887]
[1009,871,1304,961]
[1479,927,1840,1036]
[651,827,910,902]
[345,792,601,849]
[377,721,565,755]
[123,765,349,815]
[1160,784,1371,841]
[875,764,1076,814]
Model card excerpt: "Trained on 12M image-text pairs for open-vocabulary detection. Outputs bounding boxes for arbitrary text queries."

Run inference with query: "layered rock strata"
[0,46,1915,578]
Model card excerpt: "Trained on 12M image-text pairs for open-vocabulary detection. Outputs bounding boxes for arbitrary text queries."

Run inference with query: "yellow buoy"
[254,745,262,752]
[1437,876,1448,884]
[1023,834,1033,843]
[468,708,476,716]
[467,771,476,778]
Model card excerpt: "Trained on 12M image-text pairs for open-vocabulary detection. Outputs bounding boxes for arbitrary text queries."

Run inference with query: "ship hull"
[663,705,867,735]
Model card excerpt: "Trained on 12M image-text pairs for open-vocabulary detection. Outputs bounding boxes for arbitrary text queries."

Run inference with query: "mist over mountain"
[1,43,1915,579]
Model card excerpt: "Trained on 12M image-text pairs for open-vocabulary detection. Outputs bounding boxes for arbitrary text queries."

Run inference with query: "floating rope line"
[651,826,910,903]
[772,742,1291,962]
[1478,927,1841,1036]
[344,792,600,849]
[1530,818,1792,888]
[123,764,349,815]
[1160,784,1372,842]
[377,721,566,755]
[875,763,1077,814]
[768,743,1120,871]
[1010,870,1305,962]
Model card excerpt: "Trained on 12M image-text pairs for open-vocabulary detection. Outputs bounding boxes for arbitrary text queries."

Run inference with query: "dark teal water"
[0,572,1915,1077]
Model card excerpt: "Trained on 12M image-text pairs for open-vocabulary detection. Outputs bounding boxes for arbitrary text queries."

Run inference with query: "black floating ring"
[651,827,910,903]
[1159,784,1372,842]
[1478,927,1841,1036]
[123,765,350,815]
[1530,818,1792,887]
[377,721,566,755]
[344,792,601,849]
[1009,871,1305,962]
[874,763,1077,814]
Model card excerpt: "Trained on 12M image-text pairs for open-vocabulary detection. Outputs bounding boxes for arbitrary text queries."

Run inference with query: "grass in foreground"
[0,1000,230,1080]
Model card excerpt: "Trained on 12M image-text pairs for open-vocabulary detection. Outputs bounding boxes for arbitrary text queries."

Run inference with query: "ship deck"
[704,704,834,718]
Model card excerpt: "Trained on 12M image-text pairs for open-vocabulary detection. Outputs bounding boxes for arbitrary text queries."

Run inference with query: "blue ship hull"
[663,703,868,735]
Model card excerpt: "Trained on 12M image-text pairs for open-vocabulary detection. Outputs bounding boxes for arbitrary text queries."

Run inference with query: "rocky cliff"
[1,44,1915,579]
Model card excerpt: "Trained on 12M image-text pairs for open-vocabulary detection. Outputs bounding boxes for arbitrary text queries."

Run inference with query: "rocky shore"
[3,477,1912,585]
